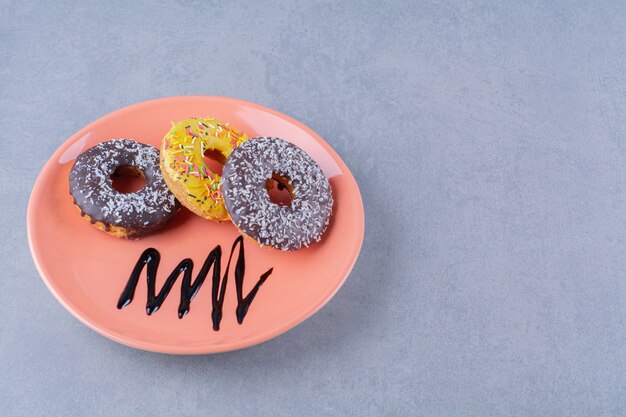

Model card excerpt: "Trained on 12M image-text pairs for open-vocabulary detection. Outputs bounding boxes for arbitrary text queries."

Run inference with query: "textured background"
[2,1,626,416]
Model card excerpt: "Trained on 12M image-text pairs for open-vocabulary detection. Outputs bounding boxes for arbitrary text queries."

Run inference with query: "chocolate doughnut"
[221,137,333,250]
[69,139,179,238]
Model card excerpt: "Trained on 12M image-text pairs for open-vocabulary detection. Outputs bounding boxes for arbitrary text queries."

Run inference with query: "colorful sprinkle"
[186,126,200,138]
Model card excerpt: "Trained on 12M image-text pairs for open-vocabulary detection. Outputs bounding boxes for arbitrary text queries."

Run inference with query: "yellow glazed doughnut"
[160,117,249,221]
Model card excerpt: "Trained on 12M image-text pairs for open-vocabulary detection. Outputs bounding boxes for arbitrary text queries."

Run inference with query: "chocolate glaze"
[69,139,179,237]
[117,236,273,331]
[221,137,333,250]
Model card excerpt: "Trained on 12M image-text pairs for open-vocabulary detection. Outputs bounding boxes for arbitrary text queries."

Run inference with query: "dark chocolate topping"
[117,236,273,331]
[69,139,179,233]
[221,137,333,251]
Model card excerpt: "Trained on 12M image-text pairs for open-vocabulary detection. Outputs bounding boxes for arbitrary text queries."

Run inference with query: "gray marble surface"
[2,1,626,416]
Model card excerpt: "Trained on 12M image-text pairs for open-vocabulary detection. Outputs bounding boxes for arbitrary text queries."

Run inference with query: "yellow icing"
[161,117,249,220]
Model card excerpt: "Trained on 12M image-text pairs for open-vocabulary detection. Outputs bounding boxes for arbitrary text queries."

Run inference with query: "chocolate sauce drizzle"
[117,236,273,331]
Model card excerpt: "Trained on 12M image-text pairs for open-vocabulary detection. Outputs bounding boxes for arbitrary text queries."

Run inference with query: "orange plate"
[27,96,364,354]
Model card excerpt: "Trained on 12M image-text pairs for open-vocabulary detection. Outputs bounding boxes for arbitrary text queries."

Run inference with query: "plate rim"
[27,95,365,354]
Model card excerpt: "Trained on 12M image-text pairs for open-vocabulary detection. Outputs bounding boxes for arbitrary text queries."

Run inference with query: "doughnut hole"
[266,173,294,207]
[111,165,146,194]
[203,149,226,176]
